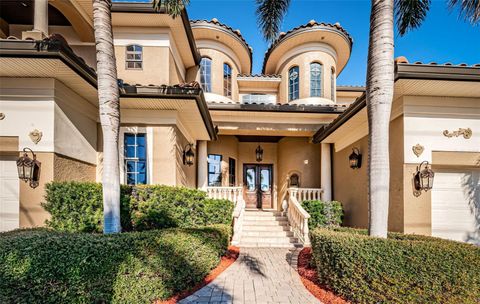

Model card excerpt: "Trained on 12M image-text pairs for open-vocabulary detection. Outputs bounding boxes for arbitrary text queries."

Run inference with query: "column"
[321,143,332,202]
[197,140,208,190]
[22,0,48,40]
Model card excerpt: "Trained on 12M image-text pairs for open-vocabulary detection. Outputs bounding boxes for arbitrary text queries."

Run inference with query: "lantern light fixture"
[414,161,435,193]
[349,147,362,169]
[182,143,195,166]
[255,145,263,162]
[16,147,41,188]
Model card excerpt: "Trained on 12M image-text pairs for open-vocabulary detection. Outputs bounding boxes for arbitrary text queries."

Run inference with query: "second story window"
[331,67,336,101]
[310,62,322,97]
[200,57,212,92]
[126,45,142,69]
[288,66,299,101]
[223,63,232,97]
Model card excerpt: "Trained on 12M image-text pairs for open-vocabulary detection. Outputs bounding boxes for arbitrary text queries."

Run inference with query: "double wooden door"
[243,164,273,209]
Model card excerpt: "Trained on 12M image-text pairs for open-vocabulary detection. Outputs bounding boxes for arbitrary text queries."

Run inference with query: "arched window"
[310,62,322,97]
[331,67,336,101]
[126,45,142,69]
[289,173,300,187]
[288,66,299,101]
[199,57,212,92]
[223,63,232,97]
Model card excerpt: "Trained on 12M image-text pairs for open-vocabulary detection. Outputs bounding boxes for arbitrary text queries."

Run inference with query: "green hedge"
[0,225,230,303]
[42,182,234,232]
[131,185,234,231]
[310,227,480,304]
[301,200,343,228]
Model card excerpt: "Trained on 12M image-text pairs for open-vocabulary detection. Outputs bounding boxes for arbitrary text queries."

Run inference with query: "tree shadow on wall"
[462,157,480,246]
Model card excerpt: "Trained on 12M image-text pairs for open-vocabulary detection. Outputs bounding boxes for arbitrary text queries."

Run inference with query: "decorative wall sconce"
[349,147,362,169]
[17,148,41,189]
[182,144,195,166]
[413,161,435,196]
[255,145,263,162]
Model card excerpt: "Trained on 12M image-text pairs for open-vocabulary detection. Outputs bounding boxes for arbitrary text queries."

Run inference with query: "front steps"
[238,210,302,248]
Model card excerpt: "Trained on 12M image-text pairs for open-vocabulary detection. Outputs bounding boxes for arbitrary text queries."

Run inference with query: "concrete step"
[238,242,303,248]
[242,225,291,232]
[242,230,294,237]
[240,236,299,244]
[242,215,288,221]
[242,219,288,226]
[244,211,283,217]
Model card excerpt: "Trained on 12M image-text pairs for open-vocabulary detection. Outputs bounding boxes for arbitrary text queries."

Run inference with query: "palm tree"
[92,0,189,234]
[92,0,121,234]
[256,0,480,238]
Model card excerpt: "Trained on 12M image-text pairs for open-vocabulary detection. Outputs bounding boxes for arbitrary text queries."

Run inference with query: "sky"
[115,0,480,86]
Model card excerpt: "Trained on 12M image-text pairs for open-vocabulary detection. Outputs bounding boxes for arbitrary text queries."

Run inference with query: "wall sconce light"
[183,144,195,166]
[349,147,362,169]
[414,161,435,194]
[255,145,263,162]
[17,147,41,188]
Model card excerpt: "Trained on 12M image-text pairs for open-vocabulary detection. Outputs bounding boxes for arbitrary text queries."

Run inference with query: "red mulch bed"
[297,247,350,304]
[155,246,240,304]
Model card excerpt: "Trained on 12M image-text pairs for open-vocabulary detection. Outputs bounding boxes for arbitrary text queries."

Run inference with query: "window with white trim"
[208,154,222,186]
[288,66,299,101]
[126,45,142,69]
[124,133,147,185]
[200,57,212,92]
[310,62,322,97]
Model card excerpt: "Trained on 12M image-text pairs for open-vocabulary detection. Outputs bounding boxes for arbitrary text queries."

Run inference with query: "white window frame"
[126,44,143,70]
[119,127,153,185]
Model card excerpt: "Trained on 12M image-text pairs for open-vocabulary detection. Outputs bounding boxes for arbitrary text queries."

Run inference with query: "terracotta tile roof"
[190,19,252,54]
[237,74,281,78]
[395,56,480,68]
[262,20,353,73]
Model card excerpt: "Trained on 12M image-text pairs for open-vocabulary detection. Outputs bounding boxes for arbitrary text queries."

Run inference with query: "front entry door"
[243,164,273,209]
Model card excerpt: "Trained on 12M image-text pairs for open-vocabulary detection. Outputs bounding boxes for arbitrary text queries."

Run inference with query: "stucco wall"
[277,51,337,104]
[207,136,239,186]
[53,153,96,182]
[174,126,196,187]
[197,48,239,102]
[115,45,170,85]
[152,126,176,185]
[277,137,321,207]
[332,115,404,231]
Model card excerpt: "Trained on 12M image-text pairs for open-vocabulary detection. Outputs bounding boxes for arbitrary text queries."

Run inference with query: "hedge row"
[42,182,234,233]
[310,227,480,304]
[0,225,230,303]
[301,200,343,228]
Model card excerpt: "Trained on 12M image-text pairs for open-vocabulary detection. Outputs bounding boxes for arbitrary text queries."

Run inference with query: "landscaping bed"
[310,227,480,304]
[0,225,230,304]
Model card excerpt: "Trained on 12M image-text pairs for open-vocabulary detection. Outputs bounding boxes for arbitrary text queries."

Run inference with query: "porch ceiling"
[211,110,338,137]
[121,97,212,141]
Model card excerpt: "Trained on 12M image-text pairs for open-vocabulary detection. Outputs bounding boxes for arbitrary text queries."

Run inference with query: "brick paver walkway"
[178,248,321,304]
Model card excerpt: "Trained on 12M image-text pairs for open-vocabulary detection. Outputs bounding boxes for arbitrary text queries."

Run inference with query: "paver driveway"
[178,248,321,304]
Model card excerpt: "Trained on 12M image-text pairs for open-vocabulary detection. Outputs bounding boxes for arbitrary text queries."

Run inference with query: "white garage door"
[432,170,479,245]
[0,156,20,232]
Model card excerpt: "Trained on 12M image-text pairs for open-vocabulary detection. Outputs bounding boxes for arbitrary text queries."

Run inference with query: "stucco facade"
[0,1,478,245]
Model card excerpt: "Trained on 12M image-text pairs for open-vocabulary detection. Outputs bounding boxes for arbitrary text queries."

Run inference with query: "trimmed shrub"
[130,185,234,231]
[301,200,343,228]
[42,182,132,233]
[42,182,234,232]
[310,227,480,304]
[0,225,230,303]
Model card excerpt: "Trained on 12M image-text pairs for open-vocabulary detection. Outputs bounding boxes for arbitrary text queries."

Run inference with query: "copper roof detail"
[262,20,353,73]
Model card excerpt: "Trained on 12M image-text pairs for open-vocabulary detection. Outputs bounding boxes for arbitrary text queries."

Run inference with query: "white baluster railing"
[206,186,243,206]
[288,187,323,203]
[283,188,322,246]
[206,187,245,245]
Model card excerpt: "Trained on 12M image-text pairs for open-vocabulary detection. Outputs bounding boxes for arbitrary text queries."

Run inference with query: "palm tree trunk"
[366,0,395,238]
[93,0,121,234]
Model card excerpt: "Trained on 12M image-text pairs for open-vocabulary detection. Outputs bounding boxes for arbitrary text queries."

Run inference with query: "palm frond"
[394,0,431,36]
[153,0,190,18]
[255,0,291,42]
[449,0,480,24]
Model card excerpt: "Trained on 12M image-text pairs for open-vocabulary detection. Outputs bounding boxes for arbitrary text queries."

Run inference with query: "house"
[0,1,478,246]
